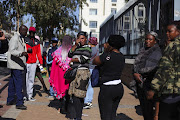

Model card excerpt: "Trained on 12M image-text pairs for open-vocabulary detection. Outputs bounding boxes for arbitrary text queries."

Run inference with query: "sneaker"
[83,102,93,109]
[6,101,15,106]
[45,95,54,99]
[23,97,27,102]
[28,97,36,101]
[16,105,27,110]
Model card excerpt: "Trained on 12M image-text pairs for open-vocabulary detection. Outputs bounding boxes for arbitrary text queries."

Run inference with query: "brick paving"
[0,75,143,120]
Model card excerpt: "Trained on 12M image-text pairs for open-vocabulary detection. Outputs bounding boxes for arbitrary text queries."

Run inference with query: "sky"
[174,0,180,20]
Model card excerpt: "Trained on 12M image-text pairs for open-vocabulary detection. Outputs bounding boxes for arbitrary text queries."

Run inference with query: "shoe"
[83,102,93,109]
[6,101,15,106]
[23,97,27,102]
[45,95,54,99]
[28,97,36,101]
[16,105,27,110]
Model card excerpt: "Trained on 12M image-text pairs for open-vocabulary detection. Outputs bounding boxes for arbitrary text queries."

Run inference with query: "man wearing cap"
[46,37,58,98]
[24,27,43,101]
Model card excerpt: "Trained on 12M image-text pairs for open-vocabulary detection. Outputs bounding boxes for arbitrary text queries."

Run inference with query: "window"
[89,21,97,28]
[111,0,117,2]
[91,34,97,38]
[89,9,97,15]
[90,0,98,3]
[111,8,117,14]
[138,9,143,17]
[124,22,130,30]
[112,4,116,6]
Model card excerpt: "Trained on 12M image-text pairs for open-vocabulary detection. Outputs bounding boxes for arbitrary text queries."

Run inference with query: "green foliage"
[0,0,87,38]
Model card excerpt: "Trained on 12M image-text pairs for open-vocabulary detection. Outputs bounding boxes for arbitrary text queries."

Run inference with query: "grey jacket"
[7,32,26,70]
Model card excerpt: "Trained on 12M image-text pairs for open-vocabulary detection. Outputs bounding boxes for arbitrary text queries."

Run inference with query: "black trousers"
[98,83,124,120]
[136,85,154,120]
[159,101,180,120]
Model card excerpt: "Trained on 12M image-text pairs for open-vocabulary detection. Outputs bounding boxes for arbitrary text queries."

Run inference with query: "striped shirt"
[68,45,92,69]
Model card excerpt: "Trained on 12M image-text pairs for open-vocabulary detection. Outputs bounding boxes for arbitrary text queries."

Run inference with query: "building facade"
[99,0,180,57]
[79,0,125,43]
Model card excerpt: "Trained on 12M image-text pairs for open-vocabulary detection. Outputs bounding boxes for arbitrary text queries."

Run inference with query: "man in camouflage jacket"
[147,22,180,120]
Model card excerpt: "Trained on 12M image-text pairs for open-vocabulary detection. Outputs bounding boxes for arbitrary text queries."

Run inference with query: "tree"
[24,0,87,39]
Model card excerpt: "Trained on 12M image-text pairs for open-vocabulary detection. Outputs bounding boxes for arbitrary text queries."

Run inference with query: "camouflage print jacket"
[151,35,180,97]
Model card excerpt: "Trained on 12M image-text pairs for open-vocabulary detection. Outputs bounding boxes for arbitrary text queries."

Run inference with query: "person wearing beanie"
[133,31,162,120]
[93,35,125,120]
[83,37,99,109]
[24,27,43,101]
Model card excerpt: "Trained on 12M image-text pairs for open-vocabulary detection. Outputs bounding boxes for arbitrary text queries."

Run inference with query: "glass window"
[90,0,98,3]
[111,0,117,2]
[138,9,143,17]
[124,22,130,30]
[89,21,97,28]
[91,34,97,38]
[111,8,117,14]
[89,9,97,15]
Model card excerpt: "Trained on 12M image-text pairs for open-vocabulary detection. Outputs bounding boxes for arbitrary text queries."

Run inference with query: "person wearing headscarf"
[49,35,72,113]
[93,35,125,120]
[133,31,162,120]
[84,37,99,109]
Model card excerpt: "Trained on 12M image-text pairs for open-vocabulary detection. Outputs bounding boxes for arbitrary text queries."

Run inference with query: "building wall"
[79,0,125,44]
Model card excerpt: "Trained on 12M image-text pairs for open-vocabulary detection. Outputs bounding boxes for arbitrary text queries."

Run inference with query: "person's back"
[99,51,125,84]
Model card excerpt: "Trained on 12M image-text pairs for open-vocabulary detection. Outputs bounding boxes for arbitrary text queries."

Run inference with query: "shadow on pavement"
[116,113,133,120]
[48,99,60,110]
[0,117,15,120]
[33,85,42,97]
[135,105,143,116]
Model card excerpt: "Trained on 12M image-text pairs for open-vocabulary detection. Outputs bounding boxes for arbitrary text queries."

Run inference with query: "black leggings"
[98,83,124,120]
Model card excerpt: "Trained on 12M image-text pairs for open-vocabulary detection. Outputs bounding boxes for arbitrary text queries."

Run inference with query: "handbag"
[64,67,78,82]
[91,66,100,87]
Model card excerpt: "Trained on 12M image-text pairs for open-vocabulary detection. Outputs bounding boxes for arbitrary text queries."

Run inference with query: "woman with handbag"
[49,35,72,113]
[66,31,91,120]
[93,35,125,120]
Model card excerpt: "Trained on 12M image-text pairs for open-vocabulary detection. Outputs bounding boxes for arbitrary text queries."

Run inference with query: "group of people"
[133,21,180,120]
[4,21,180,120]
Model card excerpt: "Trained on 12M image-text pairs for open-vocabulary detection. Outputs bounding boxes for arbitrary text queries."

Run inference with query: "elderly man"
[7,25,28,110]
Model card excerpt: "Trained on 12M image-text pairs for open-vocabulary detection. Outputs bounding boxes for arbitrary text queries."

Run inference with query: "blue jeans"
[84,69,94,103]
[7,69,24,106]
[49,86,54,96]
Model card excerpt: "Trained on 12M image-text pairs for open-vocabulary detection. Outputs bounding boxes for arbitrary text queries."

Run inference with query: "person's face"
[145,34,156,48]
[166,25,180,41]
[20,28,28,37]
[104,42,111,52]
[29,31,35,37]
[78,35,87,46]
[52,42,57,47]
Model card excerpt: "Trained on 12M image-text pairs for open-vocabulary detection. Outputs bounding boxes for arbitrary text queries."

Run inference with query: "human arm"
[153,102,159,120]
[36,44,43,65]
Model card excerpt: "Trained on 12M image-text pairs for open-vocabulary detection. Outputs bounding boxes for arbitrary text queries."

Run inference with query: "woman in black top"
[93,35,125,120]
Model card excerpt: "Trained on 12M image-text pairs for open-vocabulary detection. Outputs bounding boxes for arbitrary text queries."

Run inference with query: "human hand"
[75,38,80,46]
[133,73,143,83]
[147,90,155,99]
[22,52,28,57]
[27,48,32,53]
[154,115,158,120]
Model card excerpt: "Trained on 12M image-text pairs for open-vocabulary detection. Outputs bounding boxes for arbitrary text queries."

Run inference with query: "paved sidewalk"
[1,76,143,120]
